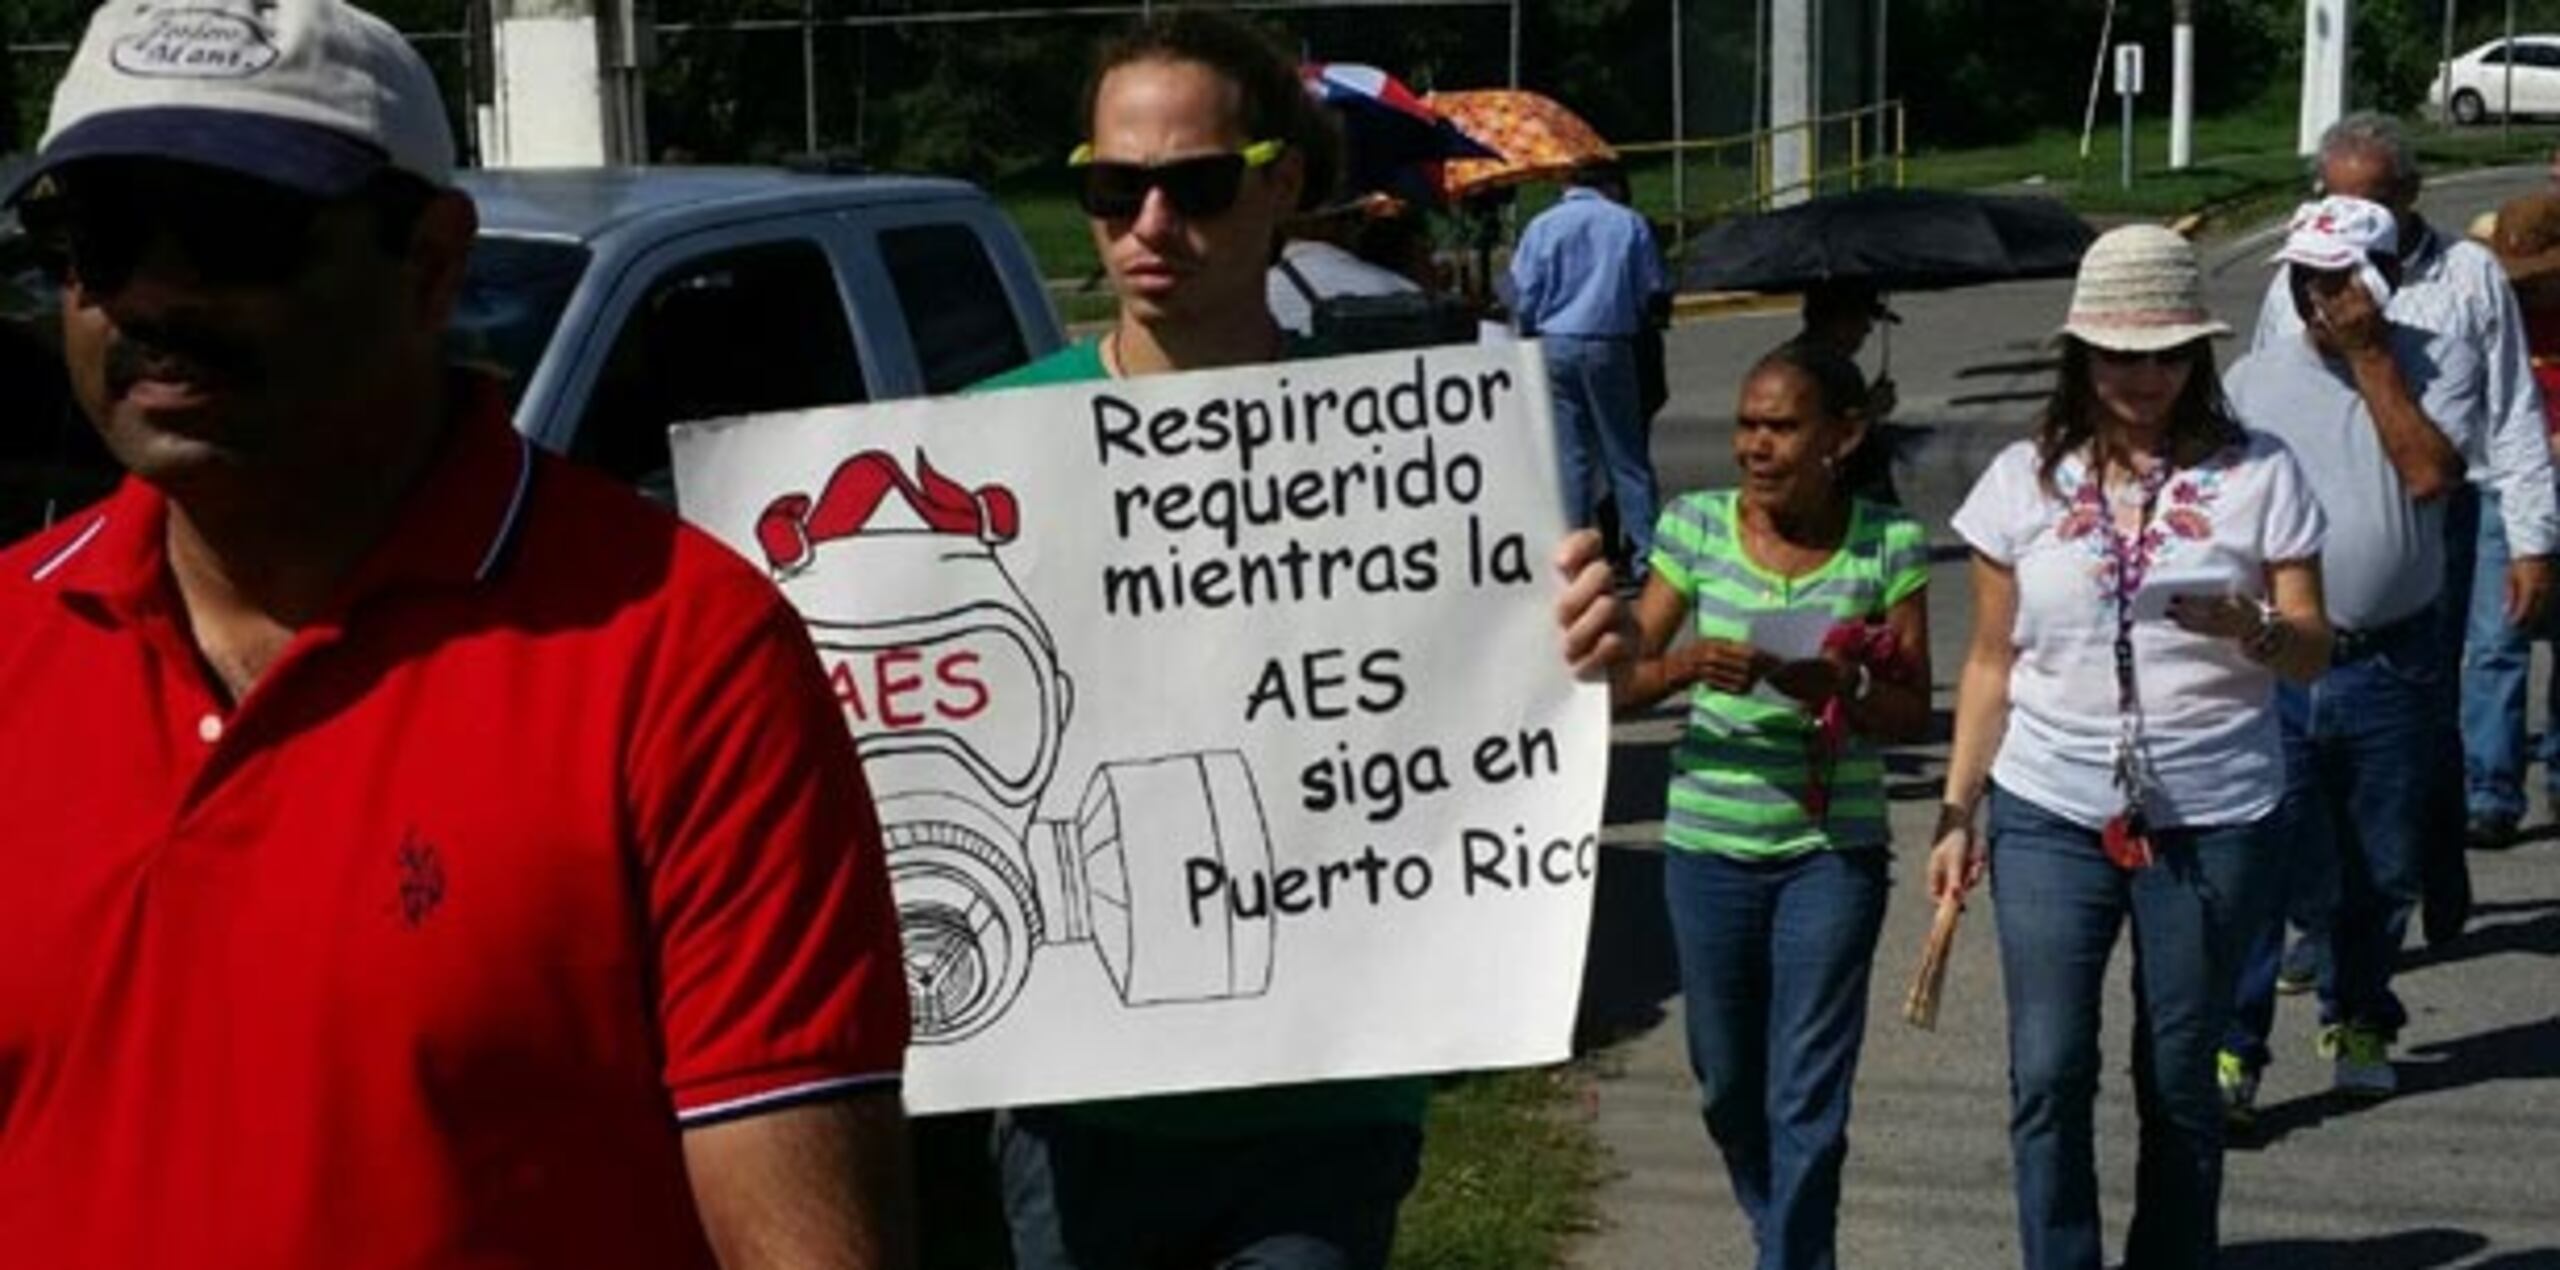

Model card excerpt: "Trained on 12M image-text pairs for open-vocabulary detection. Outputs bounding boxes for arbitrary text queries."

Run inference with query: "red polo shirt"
[0,382,910,1267]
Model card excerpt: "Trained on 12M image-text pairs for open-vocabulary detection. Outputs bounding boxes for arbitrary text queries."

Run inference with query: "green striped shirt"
[1648,492,1928,858]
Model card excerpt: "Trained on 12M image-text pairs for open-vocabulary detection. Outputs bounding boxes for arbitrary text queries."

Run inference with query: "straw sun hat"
[2057,224,2231,353]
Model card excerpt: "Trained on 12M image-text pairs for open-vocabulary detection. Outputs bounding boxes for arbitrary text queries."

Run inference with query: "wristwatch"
[2245,601,2287,660]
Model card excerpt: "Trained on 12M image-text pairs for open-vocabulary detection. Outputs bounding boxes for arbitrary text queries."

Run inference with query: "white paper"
[670,342,1608,1114]
[1750,608,1837,661]
[2131,565,2248,623]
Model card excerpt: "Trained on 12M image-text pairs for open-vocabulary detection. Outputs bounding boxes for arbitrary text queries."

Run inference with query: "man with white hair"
[2257,113,2558,902]
[2223,194,2471,1113]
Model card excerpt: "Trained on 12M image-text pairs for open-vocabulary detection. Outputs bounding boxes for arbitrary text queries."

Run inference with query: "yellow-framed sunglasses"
[1066,139,1287,219]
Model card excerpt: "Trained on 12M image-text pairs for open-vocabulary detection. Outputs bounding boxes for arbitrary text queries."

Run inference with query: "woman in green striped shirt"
[1613,342,1933,1270]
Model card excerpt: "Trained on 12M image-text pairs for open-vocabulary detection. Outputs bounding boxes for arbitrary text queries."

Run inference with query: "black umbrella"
[1681,187,2097,294]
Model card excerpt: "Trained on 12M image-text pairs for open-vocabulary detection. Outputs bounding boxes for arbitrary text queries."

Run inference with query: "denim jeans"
[2455,487,2558,822]
[1662,845,1890,1270]
[1542,335,1658,572]
[997,1110,1421,1270]
[2248,630,2433,1037]
[1988,788,2277,1270]
[2222,745,2338,1071]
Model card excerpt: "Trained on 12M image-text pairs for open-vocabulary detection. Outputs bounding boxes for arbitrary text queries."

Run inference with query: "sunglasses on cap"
[15,164,335,293]
[1068,140,1287,220]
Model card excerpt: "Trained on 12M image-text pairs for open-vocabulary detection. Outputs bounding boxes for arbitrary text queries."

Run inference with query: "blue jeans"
[2239,631,2432,1043]
[1662,845,1890,1270]
[1542,335,1658,571]
[2456,486,2558,822]
[997,1110,1420,1270]
[1988,789,2277,1270]
[2222,737,2338,1071]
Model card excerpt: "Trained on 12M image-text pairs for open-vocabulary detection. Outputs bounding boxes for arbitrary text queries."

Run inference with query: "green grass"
[1391,1067,1607,1270]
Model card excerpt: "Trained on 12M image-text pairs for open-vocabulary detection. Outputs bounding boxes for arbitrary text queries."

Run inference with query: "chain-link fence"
[8,0,1893,216]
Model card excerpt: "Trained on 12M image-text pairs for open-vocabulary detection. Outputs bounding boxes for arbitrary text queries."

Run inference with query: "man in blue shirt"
[1510,162,1670,576]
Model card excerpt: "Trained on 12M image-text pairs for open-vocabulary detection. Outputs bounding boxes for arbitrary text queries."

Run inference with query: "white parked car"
[2431,35,2560,124]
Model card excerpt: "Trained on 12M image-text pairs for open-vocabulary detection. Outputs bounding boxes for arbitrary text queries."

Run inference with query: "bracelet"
[2244,602,2288,661]
[1933,801,1974,841]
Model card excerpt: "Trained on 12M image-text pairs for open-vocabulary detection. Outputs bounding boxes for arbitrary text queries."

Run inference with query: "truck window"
[576,239,868,499]
[879,223,1030,395]
[0,237,117,541]
[452,236,589,408]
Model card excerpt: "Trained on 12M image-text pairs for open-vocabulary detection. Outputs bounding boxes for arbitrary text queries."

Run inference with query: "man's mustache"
[102,323,262,396]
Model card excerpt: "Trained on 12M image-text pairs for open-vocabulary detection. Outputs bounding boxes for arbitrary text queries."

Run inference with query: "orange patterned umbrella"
[1423,89,1617,199]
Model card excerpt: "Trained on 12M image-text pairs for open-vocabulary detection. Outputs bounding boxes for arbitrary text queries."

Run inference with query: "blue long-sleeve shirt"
[1508,188,1668,339]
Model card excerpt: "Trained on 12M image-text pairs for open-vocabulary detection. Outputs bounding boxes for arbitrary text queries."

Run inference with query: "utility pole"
[2438,0,2460,127]
[1508,0,1521,88]
[2505,0,2518,144]
[1671,0,1685,222]
[0,1,20,152]
[2170,0,2194,168]
[2299,0,2351,155]
[1771,0,1813,205]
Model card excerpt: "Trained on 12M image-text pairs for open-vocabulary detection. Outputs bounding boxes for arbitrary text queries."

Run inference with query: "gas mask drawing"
[757,450,1278,1043]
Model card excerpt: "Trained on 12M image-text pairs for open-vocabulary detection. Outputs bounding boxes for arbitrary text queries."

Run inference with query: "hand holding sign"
[673,342,1609,1113]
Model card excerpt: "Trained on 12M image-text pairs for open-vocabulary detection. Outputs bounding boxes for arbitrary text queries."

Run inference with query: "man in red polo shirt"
[0,1,914,1266]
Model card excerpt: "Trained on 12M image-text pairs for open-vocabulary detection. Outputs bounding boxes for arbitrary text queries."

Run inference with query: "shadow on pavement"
[2398,1013,2560,1097]
[2238,1013,2560,1147]
[2222,1226,2487,1270]
[1578,725,1682,1051]
[1601,721,1672,830]
[2397,897,2560,975]
[1883,709,1955,803]
[1575,842,1678,1052]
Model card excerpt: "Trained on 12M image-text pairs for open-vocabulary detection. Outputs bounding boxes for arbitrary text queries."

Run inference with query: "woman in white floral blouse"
[1929,225,2334,1270]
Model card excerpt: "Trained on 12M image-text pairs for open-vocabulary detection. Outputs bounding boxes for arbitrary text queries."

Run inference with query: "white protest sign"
[671,341,1609,1114]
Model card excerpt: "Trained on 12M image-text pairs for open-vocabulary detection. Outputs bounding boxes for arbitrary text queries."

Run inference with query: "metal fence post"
[1671,0,1685,224]
[802,0,817,154]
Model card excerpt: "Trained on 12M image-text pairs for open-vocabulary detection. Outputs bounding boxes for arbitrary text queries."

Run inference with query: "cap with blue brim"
[7,0,455,206]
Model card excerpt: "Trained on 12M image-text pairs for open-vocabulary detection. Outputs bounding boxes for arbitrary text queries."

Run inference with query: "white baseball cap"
[11,0,455,203]
[2271,195,2399,306]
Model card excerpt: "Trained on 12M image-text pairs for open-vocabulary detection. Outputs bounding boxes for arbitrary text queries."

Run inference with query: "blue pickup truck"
[0,164,1065,534]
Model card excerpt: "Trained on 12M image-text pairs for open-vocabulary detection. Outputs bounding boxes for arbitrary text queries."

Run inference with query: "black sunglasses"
[15,165,331,293]
[2087,343,2194,367]
[1068,140,1286,220]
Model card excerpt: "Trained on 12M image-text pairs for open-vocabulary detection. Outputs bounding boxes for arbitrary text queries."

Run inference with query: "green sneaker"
[2318,1023,2397,1099]
[2217,1050,2260,1129]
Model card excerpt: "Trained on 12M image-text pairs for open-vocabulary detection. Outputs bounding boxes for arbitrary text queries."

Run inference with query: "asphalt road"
[1571,166,2560,1270]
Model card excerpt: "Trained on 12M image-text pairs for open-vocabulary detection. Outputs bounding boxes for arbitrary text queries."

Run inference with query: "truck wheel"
[1074,753,1277,1006]
[2454,90,2487,126]
[887,821,1042,1044]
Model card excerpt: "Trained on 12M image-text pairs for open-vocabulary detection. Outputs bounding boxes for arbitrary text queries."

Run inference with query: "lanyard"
[2095,458,2172,815]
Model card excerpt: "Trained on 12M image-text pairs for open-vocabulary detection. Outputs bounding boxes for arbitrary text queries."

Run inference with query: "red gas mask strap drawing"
[755,450,1023,575]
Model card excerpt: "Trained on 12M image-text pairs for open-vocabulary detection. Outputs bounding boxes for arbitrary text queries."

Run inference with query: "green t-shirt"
[969,336,1430,1137]
[974,337,1108,390]
[1647,491,1929,858]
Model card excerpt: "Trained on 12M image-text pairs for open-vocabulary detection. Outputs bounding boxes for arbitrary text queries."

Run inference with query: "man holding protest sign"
[0,1,914,1265]
[970,10,1623,1268]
